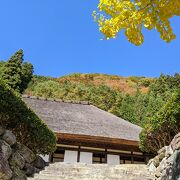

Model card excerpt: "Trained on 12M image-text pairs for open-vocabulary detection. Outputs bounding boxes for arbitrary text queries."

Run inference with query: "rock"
[155,166,161,178]
[153,156,160,167]
[0,153,13,180]
[147,160,157,172]
[166,154,174,165]
[161,165,173,180]
[15,143,36,164]
[23,163,40,177]
[171,150,180,180]
[0,140,12,160]
[159,158,167,172]
[33,155,46,169]
[11,166,27,180]
[158,146,166,155]
[157,146,167,161]
[0,126,5,135]
[171,133,180,151]
[9,151,25,169]
[159,152,166,161]
[165,145,173,158]
[2,130,16,146]
[148,133,180,180]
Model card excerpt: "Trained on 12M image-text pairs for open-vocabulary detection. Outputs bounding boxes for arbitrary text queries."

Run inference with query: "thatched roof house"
[23,95,151,165]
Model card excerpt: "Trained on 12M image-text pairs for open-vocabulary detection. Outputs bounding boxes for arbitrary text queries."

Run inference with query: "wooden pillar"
[77,146,80,162]
[131,152,134,164]
[105,149,107,163]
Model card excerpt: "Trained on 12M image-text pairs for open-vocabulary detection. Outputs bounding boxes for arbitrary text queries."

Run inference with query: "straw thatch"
[23,95,142,142]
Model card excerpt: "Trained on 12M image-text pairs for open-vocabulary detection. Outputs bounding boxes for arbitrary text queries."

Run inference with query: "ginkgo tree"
[93,0,180,45]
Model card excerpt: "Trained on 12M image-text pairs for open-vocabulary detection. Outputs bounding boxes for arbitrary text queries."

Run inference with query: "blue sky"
[0,1,179,77]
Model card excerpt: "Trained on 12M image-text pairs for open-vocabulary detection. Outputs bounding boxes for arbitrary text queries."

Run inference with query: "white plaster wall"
[64,150,78,163]
[107,154,120,165]
[80,152,92,164]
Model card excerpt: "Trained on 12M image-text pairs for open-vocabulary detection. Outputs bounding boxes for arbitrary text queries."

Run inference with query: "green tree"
[149,73,180,96]
[33,80,60,98]
[20,62,34,93]
[2,49,24,91]
[88,84,117,111]
[117,94,136,123]
[140,91,180,153]
[2,49,33,93]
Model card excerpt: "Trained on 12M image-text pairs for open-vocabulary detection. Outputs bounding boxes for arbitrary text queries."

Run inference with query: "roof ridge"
[22,94,90,105]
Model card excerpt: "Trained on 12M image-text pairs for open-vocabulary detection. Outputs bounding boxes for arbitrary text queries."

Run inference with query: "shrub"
[0,80,57,154]
[32,80,60,98]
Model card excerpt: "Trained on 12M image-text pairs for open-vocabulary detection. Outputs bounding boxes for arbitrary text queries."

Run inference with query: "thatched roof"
[23,95,142,142]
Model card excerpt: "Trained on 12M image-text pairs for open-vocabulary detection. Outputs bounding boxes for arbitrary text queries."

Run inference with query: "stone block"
[0,153,13,180]
[171,150,180,180]
[153,156,160,167]
[0,140,12,160]
[0,126,5,135]
[147,161,157,172]
[158,146,166,155]
[171,133,180,151]
[11,166,27,180]
[15,143,36,164]
[23,163,40,177]
[165,146,173,158]
[33,155,46,169]
[2,130,16,146]
[9,151,25,170]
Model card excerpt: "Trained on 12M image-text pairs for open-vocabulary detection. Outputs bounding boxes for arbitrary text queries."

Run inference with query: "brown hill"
[57,73,154,95]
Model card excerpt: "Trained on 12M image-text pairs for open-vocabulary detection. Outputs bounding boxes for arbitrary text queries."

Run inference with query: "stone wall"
[147,133,180,180]
[0,126,47,180]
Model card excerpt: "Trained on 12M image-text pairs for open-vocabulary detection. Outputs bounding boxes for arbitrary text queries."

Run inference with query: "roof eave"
[55,132,140,151]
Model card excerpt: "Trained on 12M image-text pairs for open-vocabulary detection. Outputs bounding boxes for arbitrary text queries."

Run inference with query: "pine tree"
[2,49,34,93]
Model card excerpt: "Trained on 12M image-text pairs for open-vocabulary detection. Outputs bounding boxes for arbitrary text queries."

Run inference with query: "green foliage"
[88,84,117,111]
[32,80,60,98]
[128,76,140,83]
[20,62,34,93]
[140,78,154,87]
[0,61,5,77]
[140,91,180,153]
[1,50,33,93]
[2,50,24,91]
[117,94,136,123]
[27,80,118,112]
[0,80,56,154]
[149,73,180,96]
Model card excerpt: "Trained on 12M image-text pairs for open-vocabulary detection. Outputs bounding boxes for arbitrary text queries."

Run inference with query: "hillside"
[58,73,154,94]
[26,73,154,96]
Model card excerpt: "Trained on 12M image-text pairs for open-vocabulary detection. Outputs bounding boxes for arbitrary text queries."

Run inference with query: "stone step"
[31,174,152,180]
[28,163,153,180]
[45,164,148,171]
[40,170,149,176]
[29,175,152,180]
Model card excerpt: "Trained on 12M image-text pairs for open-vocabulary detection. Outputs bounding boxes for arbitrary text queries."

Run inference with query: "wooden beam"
[55,133,141,152]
